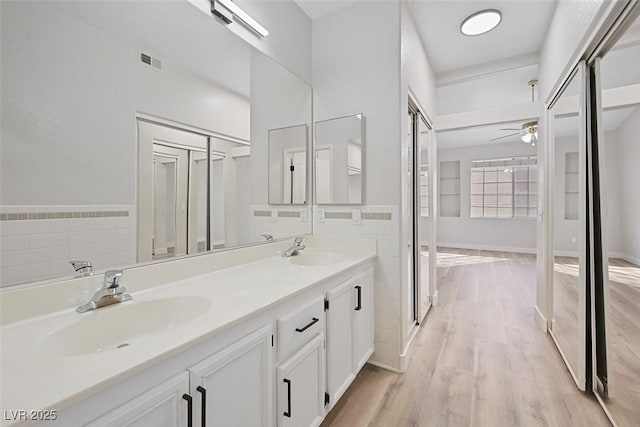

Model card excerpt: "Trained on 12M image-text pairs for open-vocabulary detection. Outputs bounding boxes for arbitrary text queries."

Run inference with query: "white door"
[189,325,273,427]
[87,373,189,427]
[326,280,355,406]
[277,333,326,427]
[283,150,307,204]
[352,272,374,373]
[315,148,332,204]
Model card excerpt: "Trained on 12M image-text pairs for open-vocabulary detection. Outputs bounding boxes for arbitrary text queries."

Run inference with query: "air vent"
[139,51,162,71]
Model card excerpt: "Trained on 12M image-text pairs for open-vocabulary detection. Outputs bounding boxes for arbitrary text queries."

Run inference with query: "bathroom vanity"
[0,236,375,427]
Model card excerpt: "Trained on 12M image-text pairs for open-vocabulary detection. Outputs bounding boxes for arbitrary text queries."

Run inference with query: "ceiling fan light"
[521,133,533,144]
[461,10,502,36]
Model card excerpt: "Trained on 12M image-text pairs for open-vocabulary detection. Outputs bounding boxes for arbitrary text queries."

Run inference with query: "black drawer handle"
[295,317,319,333]
[355,285,362,311]
[196,386,206,427]
[283,378,292,418]
[183,393,193,427]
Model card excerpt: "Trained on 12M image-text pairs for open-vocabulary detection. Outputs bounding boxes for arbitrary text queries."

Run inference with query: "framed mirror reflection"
[314,114,364,205]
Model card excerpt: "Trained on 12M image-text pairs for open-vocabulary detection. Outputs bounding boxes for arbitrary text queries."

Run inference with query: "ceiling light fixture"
[460,10,502,36]
[211,0,269,38]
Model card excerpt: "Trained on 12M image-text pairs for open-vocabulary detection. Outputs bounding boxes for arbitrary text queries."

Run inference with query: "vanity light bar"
[211,0,269,38]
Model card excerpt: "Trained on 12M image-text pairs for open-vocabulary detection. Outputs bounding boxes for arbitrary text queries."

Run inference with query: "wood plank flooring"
[321,248,610,427]
[603,258,640,427]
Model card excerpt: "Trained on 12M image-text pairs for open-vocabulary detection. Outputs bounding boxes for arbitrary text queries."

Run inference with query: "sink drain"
[116,343,130,349]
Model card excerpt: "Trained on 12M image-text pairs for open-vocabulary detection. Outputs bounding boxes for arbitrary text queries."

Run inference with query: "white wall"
[437,65,540,115]
[611,107,640,263]
[435,142,538,252]
[188,0,312,83]
[313,0,405,370]
[0,1,250,206]
[553,136,581,255]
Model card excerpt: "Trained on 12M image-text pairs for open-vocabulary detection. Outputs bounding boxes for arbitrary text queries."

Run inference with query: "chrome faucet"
[76,269,132,313]
[282,237,305,257]
[70,260,93,276]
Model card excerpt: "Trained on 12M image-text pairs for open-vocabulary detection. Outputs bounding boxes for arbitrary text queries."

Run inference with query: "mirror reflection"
[314,114,364,205]
[268,125,308,205]
[551,68,584,383]
[0,1,312,286]
[593,13,640,426]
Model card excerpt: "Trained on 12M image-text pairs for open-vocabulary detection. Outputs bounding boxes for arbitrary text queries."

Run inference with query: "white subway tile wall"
[314,205,401,368]
[0,206,136,287]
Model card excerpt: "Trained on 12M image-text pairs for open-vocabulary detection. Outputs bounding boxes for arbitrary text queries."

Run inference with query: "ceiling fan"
[490,79,539,145]
[490,121,539,146]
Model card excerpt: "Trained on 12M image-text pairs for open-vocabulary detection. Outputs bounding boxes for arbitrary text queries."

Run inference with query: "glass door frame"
[408,99,436,324]
[546,61,590,391]
[585,0,640,407]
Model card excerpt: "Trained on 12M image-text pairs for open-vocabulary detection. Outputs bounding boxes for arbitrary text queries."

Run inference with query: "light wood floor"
[322,248,610,427]
[603,258,640,427]
[550,256,581,382]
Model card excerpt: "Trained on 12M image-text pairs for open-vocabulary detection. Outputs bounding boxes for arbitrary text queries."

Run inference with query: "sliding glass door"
[548,62,590,390]
[589,6,640,425]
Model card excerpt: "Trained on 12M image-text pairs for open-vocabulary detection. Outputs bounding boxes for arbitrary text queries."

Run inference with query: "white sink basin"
[43,296,211,357]
[288,252,337,266]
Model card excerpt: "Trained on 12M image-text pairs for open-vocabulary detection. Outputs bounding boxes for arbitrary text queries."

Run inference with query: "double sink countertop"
[0,236,376,425]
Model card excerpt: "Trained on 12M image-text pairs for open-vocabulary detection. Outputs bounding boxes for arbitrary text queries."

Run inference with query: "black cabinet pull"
[295,317,319,333]
[355,285,362,311]
[283,378,292,418]
[183,393,193,427]
[196,386,206,427]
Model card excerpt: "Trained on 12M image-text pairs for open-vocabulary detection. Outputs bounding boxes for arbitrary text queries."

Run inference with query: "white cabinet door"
[326,281,355,406]
[87,373,190,427]
[189,325,273,427]
[277,333,326,427]
[352,272,374,373]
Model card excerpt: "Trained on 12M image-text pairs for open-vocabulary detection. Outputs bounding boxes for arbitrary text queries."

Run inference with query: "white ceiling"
[44,0,252,97]
[294,0,358,19]
[408,0,558,73]
[554,107,636,139]
[437,120,529,149]
[437,106,636,149]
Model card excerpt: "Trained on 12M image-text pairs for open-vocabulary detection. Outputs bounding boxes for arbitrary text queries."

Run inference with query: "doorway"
[408,101,435,325]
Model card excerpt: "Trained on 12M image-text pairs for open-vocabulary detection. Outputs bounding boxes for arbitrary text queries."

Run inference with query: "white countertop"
[0,238,376,426]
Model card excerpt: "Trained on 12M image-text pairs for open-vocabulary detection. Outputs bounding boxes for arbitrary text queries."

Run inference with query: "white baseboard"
[399,324,420,373]
[615,252,640,267]
[430,290,439,307]
[554,250,579,257]
[429,241,536,255]
[534,305,547,333]
[367,359,402,373]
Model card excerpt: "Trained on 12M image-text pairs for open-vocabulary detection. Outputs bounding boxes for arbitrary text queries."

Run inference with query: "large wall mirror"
[314,114,364,205]
[0,1,312,287]
[549,63,587,389]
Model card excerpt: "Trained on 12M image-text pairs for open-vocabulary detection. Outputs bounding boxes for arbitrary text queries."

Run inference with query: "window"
[470,156,537,218]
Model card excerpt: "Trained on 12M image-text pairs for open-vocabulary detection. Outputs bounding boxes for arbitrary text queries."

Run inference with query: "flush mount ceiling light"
[460,10,502,36]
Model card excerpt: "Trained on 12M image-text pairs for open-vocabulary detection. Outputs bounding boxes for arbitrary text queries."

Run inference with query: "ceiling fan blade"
[490,133,520,141]
[499,128,522,131]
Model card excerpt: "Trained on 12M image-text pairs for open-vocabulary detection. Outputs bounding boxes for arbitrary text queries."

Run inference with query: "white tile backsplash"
[313,204,402,370]
[0,206,136,287]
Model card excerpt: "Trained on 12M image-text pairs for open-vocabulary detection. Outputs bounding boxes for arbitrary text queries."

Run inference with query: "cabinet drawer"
[278,297,325,361]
